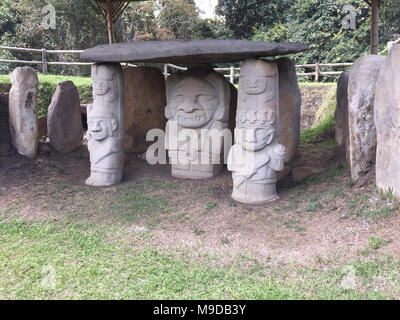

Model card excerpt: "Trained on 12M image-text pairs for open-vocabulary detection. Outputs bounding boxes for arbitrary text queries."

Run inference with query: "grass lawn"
[1,79,400,300]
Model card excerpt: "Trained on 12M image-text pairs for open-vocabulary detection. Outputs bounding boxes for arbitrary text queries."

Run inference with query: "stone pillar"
[348,55,385,186]
[86,63,125,187]
[275,58,301,164]
[9,67,39,158]
[165,67,231,179]
[375,45,400,197]
[227,59,286,204]
[335,71,350,163]
[123,66,167,153]
[47,81,83,153]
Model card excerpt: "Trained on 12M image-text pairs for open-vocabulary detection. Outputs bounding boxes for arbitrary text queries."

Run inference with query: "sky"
[195,0,218,19]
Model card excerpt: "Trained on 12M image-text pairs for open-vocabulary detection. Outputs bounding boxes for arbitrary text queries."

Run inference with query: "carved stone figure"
[86,63,124,186]
[9,67,39,158]
[165,67,231,179]
[228,59,285,204]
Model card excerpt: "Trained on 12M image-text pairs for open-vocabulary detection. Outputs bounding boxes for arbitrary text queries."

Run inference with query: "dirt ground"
[1,136,399,269]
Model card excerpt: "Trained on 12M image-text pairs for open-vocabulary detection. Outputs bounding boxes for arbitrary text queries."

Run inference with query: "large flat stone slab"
[81,40,308,64]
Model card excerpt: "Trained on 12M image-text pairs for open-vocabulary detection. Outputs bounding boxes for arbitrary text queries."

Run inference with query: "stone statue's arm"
[268,144,286,172]
[92,139,120,165]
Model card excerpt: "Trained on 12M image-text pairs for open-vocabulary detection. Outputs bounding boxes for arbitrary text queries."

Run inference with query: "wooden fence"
[0,45,355,82]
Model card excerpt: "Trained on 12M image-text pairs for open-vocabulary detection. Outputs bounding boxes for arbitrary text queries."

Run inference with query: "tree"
[158,0,203,40]
[364,0,381,54]
[252,0,372,64]
[216,0,293,39]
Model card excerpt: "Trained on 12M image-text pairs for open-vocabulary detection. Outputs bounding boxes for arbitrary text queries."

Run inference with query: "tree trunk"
[107,0,115,44]
[370,0,379,54]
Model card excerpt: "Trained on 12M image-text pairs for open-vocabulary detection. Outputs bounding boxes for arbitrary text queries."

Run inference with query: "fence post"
[229,66,234,84]
[163,64,168,80]
[41,48,48,74]
[315,63,320,82]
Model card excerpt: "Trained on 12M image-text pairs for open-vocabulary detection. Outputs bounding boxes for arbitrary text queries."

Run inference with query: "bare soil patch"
[0,138,399,268]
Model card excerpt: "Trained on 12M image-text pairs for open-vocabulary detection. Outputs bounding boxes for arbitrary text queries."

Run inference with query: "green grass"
[0,73,92,118]
[300,84,336,144]
[1,218,399,300]
[298,82,336,87]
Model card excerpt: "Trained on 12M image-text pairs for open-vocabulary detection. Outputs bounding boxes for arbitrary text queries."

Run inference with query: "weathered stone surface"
[9,67,39,158]
[228,59,285,204]
[0,93,12,155]
[47,81,83,153]
[81,40,309,65]
[335,72,350,163]
[86,63,125,187]
[375,45,400,197]
[275,58,301,163]
[123,66,167,153]
[348,55,385,186]
[165,67,231,179]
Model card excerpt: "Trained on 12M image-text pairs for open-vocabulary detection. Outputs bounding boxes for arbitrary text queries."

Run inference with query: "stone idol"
[9,67,39,158]
[165,68,231,179]
[86,64,124,187]
[228,59,286,204]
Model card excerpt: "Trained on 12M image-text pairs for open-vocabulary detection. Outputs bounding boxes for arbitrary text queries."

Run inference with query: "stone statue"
[228,59,285,204]
[165,67,231,179]
[86,63,124,186]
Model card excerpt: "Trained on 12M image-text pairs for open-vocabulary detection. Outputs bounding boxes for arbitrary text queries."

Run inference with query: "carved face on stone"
[241,77,268,95]
[235,126,275,151]
[93,79,110,96]
[87,116,117,141]
[170,77,219,128]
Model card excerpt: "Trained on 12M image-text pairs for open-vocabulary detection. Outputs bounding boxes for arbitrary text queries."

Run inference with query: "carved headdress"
[88,63,124,138]
[236,59,279,129]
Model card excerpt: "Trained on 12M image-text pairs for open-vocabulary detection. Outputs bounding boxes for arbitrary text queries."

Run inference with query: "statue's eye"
[198,94,217,103]
[171,95,184,105]
[256,129,268,140]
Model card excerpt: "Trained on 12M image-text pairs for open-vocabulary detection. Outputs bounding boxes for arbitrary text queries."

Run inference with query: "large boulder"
[348,55,385,186]
[335,71,350,163]
[276,58,301,163]
[0,93,12,155]
[47,81,83,153]
[9,67,39,158]
[375,45,400,197]
[123,66,167,153]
